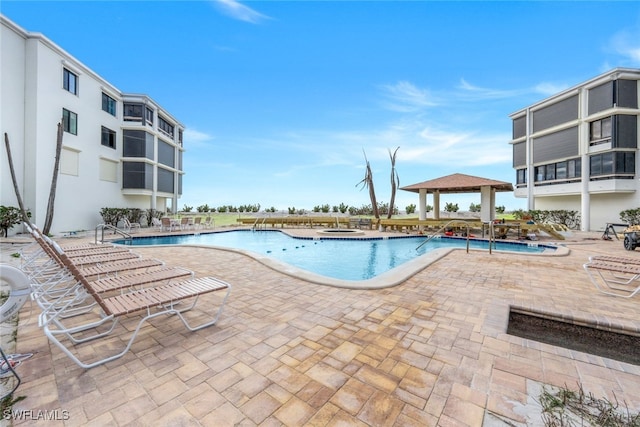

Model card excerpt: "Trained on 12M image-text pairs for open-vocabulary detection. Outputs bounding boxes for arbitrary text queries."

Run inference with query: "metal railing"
[95,224,132,244]
[415,219,503,254]
[252,217,268,231]
[416,219,472,252]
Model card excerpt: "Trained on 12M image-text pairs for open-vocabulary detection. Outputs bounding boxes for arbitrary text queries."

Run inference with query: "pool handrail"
[95,223,132,245]
[416,219,472,253]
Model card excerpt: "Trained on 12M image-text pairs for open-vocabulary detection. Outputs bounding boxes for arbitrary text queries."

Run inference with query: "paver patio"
[2,227,640,426]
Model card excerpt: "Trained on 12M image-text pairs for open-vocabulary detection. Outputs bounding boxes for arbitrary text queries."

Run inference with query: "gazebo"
[400,173,514,222]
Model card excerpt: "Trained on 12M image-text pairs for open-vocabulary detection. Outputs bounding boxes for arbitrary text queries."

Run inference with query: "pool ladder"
[415,219,497,254]
[252,217,268,231]
[95,223,132,244]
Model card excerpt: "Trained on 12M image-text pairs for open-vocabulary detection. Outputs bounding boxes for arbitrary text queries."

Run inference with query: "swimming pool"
[115,230,556,283]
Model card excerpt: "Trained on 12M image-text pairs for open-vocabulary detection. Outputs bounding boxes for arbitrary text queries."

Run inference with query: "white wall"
[1,20,27,210]
[1,16,184,236]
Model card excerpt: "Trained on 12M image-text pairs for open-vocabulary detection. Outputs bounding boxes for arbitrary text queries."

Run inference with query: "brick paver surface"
[3,228,640,426]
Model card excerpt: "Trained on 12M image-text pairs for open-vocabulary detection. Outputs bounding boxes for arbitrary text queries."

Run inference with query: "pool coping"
[112,229,569,289]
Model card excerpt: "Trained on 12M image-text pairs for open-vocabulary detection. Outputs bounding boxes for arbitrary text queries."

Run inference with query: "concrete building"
[510,68,640,231]
[1,15,184,236]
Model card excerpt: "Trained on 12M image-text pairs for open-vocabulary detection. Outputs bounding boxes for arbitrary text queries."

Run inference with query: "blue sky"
[4,1,640,213]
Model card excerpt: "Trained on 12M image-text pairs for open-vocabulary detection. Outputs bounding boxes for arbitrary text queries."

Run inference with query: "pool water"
[116,230,552,281]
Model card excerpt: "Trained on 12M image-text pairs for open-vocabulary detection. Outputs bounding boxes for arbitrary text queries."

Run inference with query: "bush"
[496,205,506,214]
[405,204,416,215]
[0,206,30,237]
[444,202,459,213]
[469,202,481,213]
[620,208,640,225]
[512,209,581,229]
[197,204,210,213]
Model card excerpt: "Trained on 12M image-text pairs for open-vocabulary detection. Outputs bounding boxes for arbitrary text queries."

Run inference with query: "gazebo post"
[433,190,440,220]
[480,185,496,222]
[419,189,427,221]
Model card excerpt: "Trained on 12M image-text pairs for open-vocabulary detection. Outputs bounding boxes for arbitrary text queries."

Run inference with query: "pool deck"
[2,226,640,426]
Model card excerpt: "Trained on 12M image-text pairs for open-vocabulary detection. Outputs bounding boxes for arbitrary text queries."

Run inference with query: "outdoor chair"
[122,218,141,234]
[37,242,232,368]
[583,257,640,298]
[161,217,179,232]
[151,217,163,231]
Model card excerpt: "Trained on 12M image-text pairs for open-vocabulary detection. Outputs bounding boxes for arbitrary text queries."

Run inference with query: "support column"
[419,189,427,220]
[433,190,440,220]
[480,186,495,222]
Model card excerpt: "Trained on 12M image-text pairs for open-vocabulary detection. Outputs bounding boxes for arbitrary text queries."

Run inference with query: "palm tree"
[43,121,64,235]
[387,147,400,219]
[357,150,379,219]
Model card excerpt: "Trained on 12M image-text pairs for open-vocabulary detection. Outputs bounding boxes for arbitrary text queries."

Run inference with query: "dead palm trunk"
[42,122,63,234]
[357,150,379,219]
[387,147,400,219]
[3,133,30,223]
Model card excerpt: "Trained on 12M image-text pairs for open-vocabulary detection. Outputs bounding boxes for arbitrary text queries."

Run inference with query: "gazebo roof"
[400,173,514,194]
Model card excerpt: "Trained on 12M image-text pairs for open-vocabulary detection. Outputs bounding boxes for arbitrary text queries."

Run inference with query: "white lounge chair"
[583,257,640,298]
[36,242,232,368]
[122,218,141,233]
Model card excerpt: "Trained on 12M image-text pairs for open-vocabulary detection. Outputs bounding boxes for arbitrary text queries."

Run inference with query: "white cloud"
[534,82,570,96]
[456,78,527,101]
[608,28,640,65]
[379,81,438,112]
[212,0,271,24]
[185,128,213,142]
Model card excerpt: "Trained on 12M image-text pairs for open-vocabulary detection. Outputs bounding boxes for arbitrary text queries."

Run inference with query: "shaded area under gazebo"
[400,173,514,223]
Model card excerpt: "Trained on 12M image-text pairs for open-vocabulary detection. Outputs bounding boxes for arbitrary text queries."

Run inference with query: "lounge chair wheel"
[624,236,636,251]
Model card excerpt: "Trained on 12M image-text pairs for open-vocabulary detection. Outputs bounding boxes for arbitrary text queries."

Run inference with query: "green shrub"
[620,208,640,225]
[444,202,459,213]
[0,206,30,237]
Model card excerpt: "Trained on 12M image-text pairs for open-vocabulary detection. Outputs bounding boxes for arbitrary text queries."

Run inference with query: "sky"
[3,1,640,213]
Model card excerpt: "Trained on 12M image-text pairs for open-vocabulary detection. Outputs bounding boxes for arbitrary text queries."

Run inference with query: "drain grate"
[507,309,640,366]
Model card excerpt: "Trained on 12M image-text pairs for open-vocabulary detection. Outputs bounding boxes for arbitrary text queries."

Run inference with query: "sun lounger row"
[15,223,231,368]
[584,255,640,298]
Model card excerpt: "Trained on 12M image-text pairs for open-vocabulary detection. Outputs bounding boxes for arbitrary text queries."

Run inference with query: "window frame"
[101,126,116,149]
[589,116,612,146]
[63,68,78,95]
[533,158,582,185]
[62,108,78,135]
[102,93,117,116]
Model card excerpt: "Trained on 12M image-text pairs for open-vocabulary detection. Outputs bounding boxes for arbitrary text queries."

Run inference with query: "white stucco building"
[510,68,640,231]
[1,15,185,236]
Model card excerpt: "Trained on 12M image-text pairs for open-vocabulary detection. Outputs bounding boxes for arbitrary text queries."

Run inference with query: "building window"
[158,140,175,168]
[145,107,154,126]
[178,129,183,146]
[157,167,175,193]
[101,126,116,149]
[63,68,78,95]
[534,158,581,184]
[62,108,77,135]
[158,116,174,138]
[123,130,154,159]
[590,151,635,179]
[122,161,153,189]
[516,169,527,185]
[102,93,116,116]
[589,117,612,145]
[123,103,143,122]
